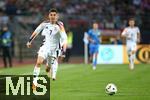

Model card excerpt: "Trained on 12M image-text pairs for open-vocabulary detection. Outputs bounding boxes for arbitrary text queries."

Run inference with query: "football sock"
[92,54,97,67]
[129,54,135,69]
[52,60,58,79]
[132,53,135,66]
[33,66,40,86]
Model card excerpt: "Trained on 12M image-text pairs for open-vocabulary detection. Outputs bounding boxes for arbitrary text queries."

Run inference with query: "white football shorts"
[126,42,137,53]
[38,45,61,60]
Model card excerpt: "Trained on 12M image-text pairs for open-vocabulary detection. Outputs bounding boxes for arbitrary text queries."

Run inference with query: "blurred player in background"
[26,8,67,90]
[87,22,101,70]
[62,28,73,63]
[121,18,141,70]
[0,26,12,68]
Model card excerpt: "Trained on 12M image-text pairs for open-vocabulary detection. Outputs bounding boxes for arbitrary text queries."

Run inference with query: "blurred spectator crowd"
[0,0,149,60]
[0,0,149,29]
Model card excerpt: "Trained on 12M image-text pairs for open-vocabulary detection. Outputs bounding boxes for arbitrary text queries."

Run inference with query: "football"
[105,83,117,95]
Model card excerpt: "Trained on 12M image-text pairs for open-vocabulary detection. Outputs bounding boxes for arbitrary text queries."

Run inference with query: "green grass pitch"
[0,64,150,100]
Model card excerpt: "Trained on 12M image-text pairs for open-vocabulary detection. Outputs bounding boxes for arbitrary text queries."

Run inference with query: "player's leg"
[127,44,132,69]
[89,44,97,70]
[129,52,135,70]
[49,49,60,80]
[89,44,94,63]
[32,46,47,90]
[32,56,45,89]
[2,47,7,68]
[92,45,99,70]
[45,57,52,78]
[127,44,136,70]
[127,48,133,70]
[51,57,58,80]
[129,44,137,70]
[7,47,12,67]
[92,53,97,70]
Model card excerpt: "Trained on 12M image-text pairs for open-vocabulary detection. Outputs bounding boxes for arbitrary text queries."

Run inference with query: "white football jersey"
[122,26,140,44]
[34,21,67,50]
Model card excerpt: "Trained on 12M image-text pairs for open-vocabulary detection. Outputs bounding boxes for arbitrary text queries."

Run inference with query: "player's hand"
[137,38,140,43]
[26,42,32,48]
[61,51,66,58]
[126,34,132,39]
[91,40,95,44]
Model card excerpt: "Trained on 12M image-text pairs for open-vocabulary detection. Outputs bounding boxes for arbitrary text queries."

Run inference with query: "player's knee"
[36,60,43,66]
[132,50,136,54]
[36,63,41,67]
[128,53,131,57]
[95,52,98,57]
[36,56,44,65]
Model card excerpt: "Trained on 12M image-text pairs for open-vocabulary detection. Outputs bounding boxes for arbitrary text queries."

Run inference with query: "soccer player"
[87,22,101,70]
[26,8,67,89]
[121,18,141,70]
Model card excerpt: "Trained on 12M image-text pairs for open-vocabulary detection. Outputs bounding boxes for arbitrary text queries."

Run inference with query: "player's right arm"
[121,28,127,38]
[87,30,95,43]
[26,22,45,48]
[121,28,128,44]
[121,28,132,40]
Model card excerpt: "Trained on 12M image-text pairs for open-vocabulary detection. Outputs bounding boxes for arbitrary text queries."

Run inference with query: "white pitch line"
[21,70,45,75]
[0,64,75,80]
[0,76,18,80]
[0,70,46,80]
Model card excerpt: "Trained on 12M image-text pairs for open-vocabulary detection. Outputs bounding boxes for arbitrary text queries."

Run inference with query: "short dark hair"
[129,17,135,21]
[49,8,58,13]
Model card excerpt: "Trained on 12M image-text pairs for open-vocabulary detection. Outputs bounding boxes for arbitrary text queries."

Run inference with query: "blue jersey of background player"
[87,22,101,70]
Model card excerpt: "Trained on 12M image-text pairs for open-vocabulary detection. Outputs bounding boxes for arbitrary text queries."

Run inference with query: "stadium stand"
[0,0,149,59]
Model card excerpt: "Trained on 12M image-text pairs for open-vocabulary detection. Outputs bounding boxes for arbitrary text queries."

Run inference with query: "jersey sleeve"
[58,21,67,46]
[87,29,92,37]
[34,22,46,34]
[98,30,101,36]
[137,27,140,33]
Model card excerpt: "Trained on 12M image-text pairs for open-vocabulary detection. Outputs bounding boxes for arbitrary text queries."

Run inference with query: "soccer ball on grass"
[105,83,117,95]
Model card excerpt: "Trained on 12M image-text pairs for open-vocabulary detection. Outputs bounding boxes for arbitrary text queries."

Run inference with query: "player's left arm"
[98,30,102,43]
[137,27,141,43]
[58,22,67,54]
[87,30,95,43]
[137,32,141,43]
